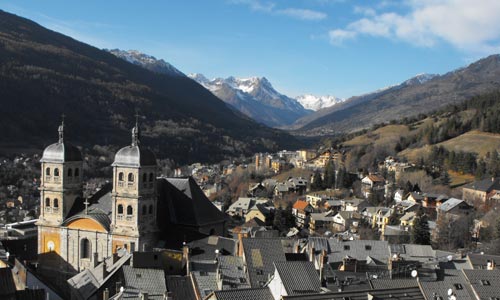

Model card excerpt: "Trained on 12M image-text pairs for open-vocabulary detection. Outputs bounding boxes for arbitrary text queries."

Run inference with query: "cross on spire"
[58,113,65,143]
[84,197,90,215]
[131,112,140,146]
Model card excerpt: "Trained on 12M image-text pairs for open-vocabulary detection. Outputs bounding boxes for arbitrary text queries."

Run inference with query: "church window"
[45,198,51,207]
[46,167,51,176]
[67,168,73,177]
[80,238,91,259]
[149,204,153,214]
[142,205,147,215]
[75,168,80,177]
[118,204,124,214]
[149,173,154,182]
[118,172,124,181]
[53,198,59,208]
[143,173,147,182]
[127,205,133,215]
[128,173,134,182]
[54,168,60,177]
[47,241,55,251]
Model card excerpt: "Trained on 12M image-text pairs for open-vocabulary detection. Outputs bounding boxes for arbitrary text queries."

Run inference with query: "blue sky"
[2,0,500,99]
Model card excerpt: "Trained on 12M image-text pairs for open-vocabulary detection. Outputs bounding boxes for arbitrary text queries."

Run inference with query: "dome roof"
[40,142,82,163]
[112,145,157,167]
[40,120,82,163]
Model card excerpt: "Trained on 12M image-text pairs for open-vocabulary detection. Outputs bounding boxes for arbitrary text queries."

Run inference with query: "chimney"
[102,260,108,278]
[102,288,109,300]
[115,282,122,295]
[183,243,190,275]
[93,252,99,268]
[309,241,315,263]
[319,250,328,287]
[487,260,495,270]
[163,291,173,300]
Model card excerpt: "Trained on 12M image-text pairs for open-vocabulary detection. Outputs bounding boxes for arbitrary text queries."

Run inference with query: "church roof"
[111,145,156,167]
[157,177,226,227]
[40,142,82,163]
[111,121,156,167]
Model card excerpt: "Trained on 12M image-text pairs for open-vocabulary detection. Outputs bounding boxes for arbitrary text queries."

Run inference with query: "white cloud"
[353,6,376,16]
[229,0,327,21]
[330,0,500,54]
[277,8,327,21]
[329,29,357,45]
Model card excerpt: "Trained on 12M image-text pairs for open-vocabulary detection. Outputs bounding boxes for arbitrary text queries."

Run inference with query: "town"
[1,120,499,300]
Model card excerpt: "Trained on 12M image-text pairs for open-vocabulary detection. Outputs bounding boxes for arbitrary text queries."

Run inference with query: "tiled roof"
[165,276,197,300]
[438,198,467,212]
[0,268,16,297]
[188,236,238,261]
[462,269,500,299]
[293,200,310,210]
[242,238,287,288]
[122,265,167,299]
[191,270,217,298]
[462,177,500,192]
[327,240,390,264]
[274,261,322,295]
[282,287,424,300]
[218,256,251,290]
[467,253,500,268]
[419,269,476,300]
[64,183,113,230]
[369,278,419,289]
[211,287,274,300]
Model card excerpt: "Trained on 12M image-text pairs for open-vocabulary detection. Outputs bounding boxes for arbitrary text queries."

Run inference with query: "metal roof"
[242,238,287,288]
[122,265,167,299]
[111,145,157,167]
[211,287,274,300]
[274,261,322,296]
[40,142,82,163]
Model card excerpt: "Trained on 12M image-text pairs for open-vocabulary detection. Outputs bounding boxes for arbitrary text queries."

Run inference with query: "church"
[36,119,226,279]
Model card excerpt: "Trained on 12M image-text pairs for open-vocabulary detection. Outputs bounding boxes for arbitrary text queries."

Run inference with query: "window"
[117,204,123,214]
[53,198,59,208]
[142,205,147,215]
[45,198,51,207]
[54,168,60,177]
[74,168,79,177]
[67,168,73,177]
[143,173,147,183]
[149,173,154,182]
[344,245,350,250]
[118,172,124,181]
[46,168,51,176]
[127,205,133,215]
[453,283,463,290]
[149,205,153,214]
[81,238,91,259]
[480,279,491,286]
[365,245,372,250]
[47,241,55,251]
[128,173,134,182]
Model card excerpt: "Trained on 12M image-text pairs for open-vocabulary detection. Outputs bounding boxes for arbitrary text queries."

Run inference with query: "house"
[361,174,385,198]
[419,269,476,300]
[226,198,270,219]
[268,261,321,300]
[332,211,361,232]
[341,198,366,212]
[309,211,336,234]
[406,192,424,203]
[245,202,274,224]
[372,207,393,230]
[399,211,416,228]
[393,189,405,203]
[292,200,314,228]
[437,198,473,218]
[241,238,287,288]
[462,177,500,203]
[247,183,268,198]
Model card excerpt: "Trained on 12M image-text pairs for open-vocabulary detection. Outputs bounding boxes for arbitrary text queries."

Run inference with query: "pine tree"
[311,171,324,191]
[323,159,336,189]
[411,209,431,245]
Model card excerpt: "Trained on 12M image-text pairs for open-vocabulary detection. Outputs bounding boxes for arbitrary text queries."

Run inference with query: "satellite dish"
[447,288,453,296]
[447,255,453,262]
[120,286,124,293]
[411,270,418,278]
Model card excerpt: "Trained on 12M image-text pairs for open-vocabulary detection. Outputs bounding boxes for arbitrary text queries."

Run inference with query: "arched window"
[47,241,55,252]
[67,168,73,177]
[117,204,123,214]
[142,205,147,215]
[46,168,51,176]
[80,238,91,259]
[128,173,134,182]
[45,198,51,207]
[142,173,147,183]
[127,205,133,215]
[149,205,153,214]
[149,173,154,182]
[53,198,59,208]
[74,168,80,177]
[118,172,124,181]
[54,168,60,177]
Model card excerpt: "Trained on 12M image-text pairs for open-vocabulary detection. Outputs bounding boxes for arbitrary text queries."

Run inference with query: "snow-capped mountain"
[295,94,344,111]
[107,49,185,77]
[188,74,311,127]
[402,73,438,86]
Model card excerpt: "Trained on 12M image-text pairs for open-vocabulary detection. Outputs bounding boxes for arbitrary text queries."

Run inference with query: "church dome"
[41,142,82,163]
[40,120,82,163]
[111,119,157,167]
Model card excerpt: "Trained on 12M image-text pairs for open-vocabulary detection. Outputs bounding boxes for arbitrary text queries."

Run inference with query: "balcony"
[126,215,133,222]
